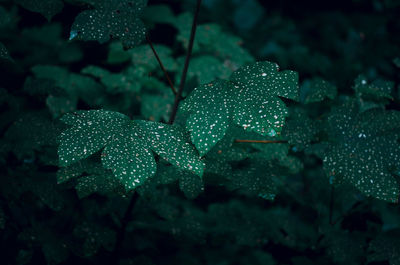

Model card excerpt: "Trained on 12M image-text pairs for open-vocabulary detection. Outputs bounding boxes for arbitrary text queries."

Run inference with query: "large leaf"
[58,110,156,190]
[181,61,299,156]
[70,0,147,49]
[323,101,400,202]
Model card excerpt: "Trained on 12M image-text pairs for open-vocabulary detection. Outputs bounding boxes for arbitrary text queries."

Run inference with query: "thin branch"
[234,139,288,144]
[111,192,139,262]
[168,0,202,124]
[329,185,335,225]
[146,34,177,95]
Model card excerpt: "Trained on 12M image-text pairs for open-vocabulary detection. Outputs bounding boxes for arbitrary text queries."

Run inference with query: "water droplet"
[267,128,276,137]
[69,30,78,41]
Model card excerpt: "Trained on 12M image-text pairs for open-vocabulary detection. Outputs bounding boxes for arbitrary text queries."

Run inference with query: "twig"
[329,185,334,225]
[111,192,139,261]
[234,139,288,144]
[168,0,202,124]
[146,34,177,95]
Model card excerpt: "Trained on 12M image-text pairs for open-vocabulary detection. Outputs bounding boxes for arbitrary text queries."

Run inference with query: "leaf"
[353,74,394,100]
[140,92,173,122]
[137,121,205,176]
[181,80,235,156]
[32,65,103,106]
[82,65,140,93]
[57,159,125,198]
[300,77,337,103]
[228,158,282,200]
[74,222,116,257]
[16,0,63,21]
[282,108,318,150]
[181,61,299,156]
[157,164,204,199]
[175,55,232,85]
[231,61,298,136]
[368,231,400,265]
[70,0,147,49]
[58,110,156,190]
[0,42,12,61]
[323,101,400,202]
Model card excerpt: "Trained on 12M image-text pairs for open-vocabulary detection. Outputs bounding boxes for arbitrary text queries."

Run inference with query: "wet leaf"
[137,121,205,177]
[70,0,147,49]
[58,110,156,190]
[231,61,299,136]
[323,101,400,202]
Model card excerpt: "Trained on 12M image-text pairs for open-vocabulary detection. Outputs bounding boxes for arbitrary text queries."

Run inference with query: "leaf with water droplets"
[16,0,63,21]
[300,77,337,103]
[70,0,147,49]
[230,61,299,137]
[181,80,235,156]
[58,110,156,190]
[137,121,205,177]
[323,101,400,202]
[353,74,394,101]
[57,159,125,198]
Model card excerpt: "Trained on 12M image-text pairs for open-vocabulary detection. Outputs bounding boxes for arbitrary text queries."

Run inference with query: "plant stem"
[146,34,177,95]
[168,0,202,124]
[329,185,334,225]
[111,192,139,261]
[234,139,288,144]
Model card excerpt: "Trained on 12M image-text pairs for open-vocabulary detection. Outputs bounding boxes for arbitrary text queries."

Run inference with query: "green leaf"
[353,74,394,100]
[70,0,147,49]
[228,158,282,200]
[31,65,103,105]
[57,159,125,198]
[300,77,337,103]
[157,164,204,199]
[175,55,232,85]
[182,61,299,156]
[0,42,12,61]
[231,61,299,136]
[323,101,400,202]
[82,65,140,93]
[16,0,63,21]
[182,80,235,156]
[137,121,205,176]
[58,110,156,190]
[74,222,116,257]
[368,231,400,265]
[282,108,318,150]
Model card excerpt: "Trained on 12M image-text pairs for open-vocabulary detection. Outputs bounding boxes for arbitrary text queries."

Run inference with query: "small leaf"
[0,42,12,61]
[300,77,337,103]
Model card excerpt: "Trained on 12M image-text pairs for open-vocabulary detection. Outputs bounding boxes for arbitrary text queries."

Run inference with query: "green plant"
[1,0,400,264]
